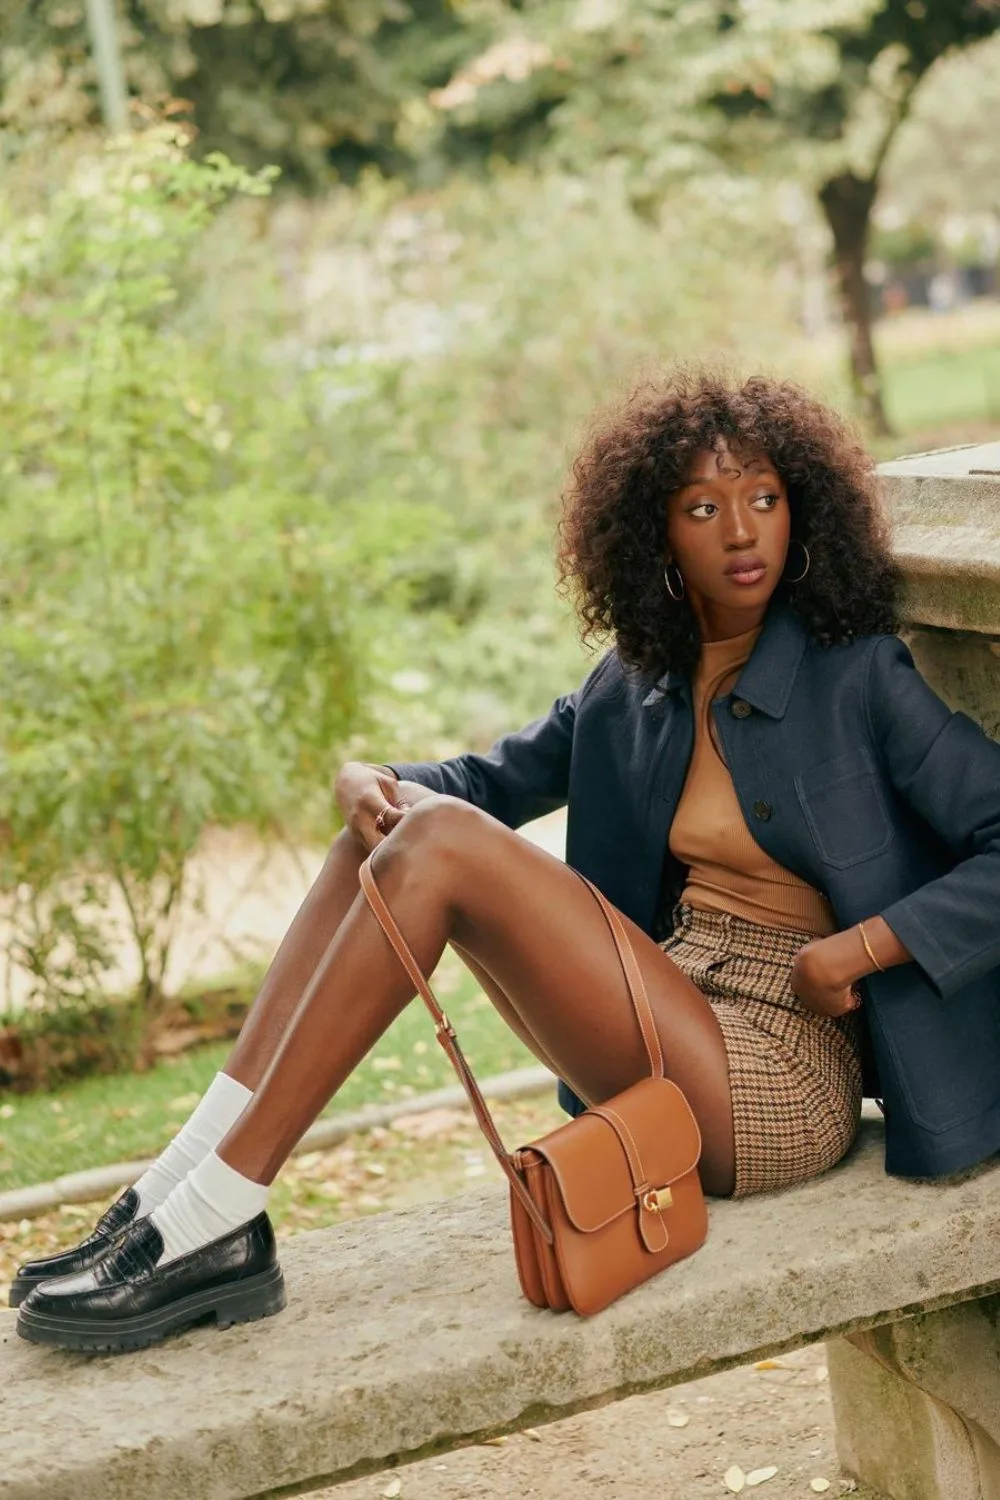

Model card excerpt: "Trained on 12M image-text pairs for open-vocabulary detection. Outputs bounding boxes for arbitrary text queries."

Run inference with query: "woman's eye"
[688,493,779,518]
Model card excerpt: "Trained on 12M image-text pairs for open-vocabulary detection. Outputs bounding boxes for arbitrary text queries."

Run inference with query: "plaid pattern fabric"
[660,901,863,1198]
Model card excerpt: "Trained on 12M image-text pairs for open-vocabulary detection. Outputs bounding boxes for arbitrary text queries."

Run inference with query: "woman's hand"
[333,763,440,852]
[789,936,863,1019]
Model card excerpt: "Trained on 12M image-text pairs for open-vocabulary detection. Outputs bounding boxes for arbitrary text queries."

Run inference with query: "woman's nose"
[722,512,756,544]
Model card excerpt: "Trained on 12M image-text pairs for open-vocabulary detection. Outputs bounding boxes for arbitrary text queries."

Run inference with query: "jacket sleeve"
[868,634,1000,1000]
[384,651,613,830]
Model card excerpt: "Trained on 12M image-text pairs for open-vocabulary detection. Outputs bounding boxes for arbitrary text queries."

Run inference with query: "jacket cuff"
[877,900,956,1000]
[383,762,434,783]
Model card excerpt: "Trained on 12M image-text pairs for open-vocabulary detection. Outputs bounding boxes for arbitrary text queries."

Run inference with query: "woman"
[13,368,1000,1353]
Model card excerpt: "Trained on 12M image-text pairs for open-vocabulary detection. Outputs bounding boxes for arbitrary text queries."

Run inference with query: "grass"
[790,299,1000,457]
[0,947,538,1195]
[883,339,1000,440]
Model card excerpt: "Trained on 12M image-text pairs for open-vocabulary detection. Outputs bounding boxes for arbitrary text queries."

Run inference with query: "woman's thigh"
[375,797,736,1196]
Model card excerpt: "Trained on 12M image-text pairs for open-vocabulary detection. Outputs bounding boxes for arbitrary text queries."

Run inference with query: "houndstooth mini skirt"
[659,901,864,1199]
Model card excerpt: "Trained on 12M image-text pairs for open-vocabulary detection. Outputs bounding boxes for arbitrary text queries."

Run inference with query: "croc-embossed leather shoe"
[16,1211,285,1353]
[8,1187,141,1308]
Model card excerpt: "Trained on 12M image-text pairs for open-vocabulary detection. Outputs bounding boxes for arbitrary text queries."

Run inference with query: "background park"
[1,2,1000,1495]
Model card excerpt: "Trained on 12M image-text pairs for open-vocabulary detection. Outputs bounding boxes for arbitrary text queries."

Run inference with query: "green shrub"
[0,123,431,1057]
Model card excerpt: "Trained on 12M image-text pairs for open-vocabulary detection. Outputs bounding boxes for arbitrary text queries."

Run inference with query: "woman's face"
[663,439,792,640]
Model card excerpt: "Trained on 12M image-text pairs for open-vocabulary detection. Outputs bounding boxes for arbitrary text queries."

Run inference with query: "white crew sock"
[151,1150,270,1266]
[131,1071,253,1214]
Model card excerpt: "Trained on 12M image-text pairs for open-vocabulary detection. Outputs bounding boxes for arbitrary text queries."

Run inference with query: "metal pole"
[84,0,129,134]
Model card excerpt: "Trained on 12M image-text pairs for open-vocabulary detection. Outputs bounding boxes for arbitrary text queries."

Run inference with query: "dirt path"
[315,1344,880,1500]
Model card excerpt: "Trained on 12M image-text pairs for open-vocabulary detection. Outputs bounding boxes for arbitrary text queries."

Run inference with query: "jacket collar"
[640,597,809,719]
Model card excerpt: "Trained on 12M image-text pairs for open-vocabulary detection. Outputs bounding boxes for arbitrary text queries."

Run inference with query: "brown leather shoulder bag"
[358,853,708,1317]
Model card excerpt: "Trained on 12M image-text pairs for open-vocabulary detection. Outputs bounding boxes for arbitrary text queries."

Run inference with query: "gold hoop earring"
[664,562,685,601]
[782,539,810,584]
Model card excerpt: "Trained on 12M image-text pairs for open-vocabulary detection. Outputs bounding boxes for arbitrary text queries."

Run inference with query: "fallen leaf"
[724,1465,746,1493]
[746,1466,778,1486]
[809,1481,830,1494]
[753,1359,783,1370]
[481,1436,507,1447]
[168,1093,200,1111]
[390,1107,468,1140]
[372,1055,403,1071]
[381,1479,402,1498]
[665,1408,690,1427]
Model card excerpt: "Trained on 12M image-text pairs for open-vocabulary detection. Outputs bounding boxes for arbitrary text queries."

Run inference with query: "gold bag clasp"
[642,1186,673,1213]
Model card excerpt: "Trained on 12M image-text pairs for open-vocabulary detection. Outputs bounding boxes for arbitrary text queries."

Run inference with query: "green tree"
[420,0,1000,435]
[881,29,1000,226]
[0,0,480,187]
[0,123,426,1058]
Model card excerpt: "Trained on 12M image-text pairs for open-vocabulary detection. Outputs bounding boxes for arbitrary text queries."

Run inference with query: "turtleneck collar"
[697,621,765,670]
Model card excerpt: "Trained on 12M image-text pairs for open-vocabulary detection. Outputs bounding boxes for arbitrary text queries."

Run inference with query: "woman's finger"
[373,799,410,840]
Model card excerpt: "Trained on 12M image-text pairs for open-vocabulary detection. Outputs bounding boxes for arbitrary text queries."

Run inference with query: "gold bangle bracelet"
[858,920,885,973]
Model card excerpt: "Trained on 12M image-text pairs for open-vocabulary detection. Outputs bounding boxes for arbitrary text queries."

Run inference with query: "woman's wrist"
[829,915,913,985]
[366,762,400,781]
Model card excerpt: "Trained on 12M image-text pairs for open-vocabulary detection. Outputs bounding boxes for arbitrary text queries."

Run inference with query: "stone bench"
[3,1104,1000,1500]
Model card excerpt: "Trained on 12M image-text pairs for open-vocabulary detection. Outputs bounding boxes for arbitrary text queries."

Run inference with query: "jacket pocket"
[794,747,894,869]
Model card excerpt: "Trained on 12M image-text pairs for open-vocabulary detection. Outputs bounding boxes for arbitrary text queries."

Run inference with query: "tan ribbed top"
[668,621,836,936]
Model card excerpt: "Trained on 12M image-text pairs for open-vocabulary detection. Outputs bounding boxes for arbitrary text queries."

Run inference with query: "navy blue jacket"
[388,596,1000,1179]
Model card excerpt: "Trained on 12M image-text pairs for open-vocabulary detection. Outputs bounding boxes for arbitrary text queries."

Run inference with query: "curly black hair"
[555,365,903,684]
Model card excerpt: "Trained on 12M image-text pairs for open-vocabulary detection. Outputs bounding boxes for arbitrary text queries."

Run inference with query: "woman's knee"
[372,795,484,873]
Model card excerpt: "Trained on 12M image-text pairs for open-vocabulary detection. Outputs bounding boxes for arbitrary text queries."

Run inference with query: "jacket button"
[753,799,772,820]
[730,699,752,719]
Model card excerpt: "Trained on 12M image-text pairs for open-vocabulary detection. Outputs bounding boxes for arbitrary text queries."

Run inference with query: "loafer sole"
[15,1262,286,1353]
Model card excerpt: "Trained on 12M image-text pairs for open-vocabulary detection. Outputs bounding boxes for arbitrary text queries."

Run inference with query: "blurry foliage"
[419,0,1000,434]
[881,30,1000,225]
[0,123,435,1057]
[870,219,938,267]
[0,0,482,187]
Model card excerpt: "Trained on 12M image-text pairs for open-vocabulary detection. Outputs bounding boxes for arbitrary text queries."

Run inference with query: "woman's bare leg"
[223,830,369,1090]
[219,796,737,1197]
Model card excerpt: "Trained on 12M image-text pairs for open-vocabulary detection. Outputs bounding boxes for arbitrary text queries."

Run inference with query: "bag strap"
[357,851,664,1244]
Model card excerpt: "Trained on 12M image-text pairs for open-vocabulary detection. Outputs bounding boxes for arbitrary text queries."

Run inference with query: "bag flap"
[524,1076,702,1234]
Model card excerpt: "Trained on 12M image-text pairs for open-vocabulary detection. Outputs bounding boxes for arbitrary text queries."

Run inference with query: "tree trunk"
[818,172,893,438]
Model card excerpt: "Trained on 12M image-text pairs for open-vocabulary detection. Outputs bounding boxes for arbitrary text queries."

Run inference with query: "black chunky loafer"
[16,1211,285,1353]
[8,1186,141,1308]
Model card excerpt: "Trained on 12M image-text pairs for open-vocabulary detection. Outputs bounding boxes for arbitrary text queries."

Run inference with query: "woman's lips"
[725,564,767,585]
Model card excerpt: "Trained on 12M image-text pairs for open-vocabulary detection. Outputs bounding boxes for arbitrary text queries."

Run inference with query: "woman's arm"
[811,913,914,990]
[852,634,1000,1000]
[379,651,613,829]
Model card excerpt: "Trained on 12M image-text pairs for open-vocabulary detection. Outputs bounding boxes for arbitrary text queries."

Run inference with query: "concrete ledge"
[878,442,1000,633]
[3,1114,1000,1500]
